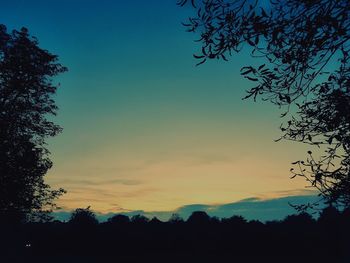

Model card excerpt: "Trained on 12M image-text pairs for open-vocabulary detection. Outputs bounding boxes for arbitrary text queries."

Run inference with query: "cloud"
[53,194,323,222]
[50,178,142,187]
[205,195,321,221]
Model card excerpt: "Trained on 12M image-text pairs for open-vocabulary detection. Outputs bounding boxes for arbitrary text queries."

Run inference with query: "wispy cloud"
[50,178,142,187]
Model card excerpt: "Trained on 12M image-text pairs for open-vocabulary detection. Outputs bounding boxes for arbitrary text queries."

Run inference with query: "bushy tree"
[169,213,184,223]
[222,215,247,225]
[0,25,66,222]
[283,212,314,225]
[107,214,130,224]
[69,207,98,226]
[179,0,350,208]
[187,211,211,224]
[130,214,149,224]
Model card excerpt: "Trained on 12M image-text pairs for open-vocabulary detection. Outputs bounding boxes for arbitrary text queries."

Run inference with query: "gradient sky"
[1,0,314,214]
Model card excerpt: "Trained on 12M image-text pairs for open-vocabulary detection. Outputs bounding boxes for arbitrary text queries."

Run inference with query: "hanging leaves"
[180,0,350,208]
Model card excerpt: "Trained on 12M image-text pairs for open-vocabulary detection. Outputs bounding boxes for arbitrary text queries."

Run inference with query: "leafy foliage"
[179,0,350,208]
[0,25,66,222]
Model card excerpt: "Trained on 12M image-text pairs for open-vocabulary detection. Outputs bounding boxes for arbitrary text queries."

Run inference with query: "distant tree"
[283,212,315,225]
[149,216,163,225]
[131,214,149,224]
[107,214,130,224]
[342,206,350,219]
[318,205,340,225]
[168,213,184,223]
[69,207,98,226]
[0,25,66,222]
[187,211,211,224]
[179,0,350,209]
[222,215,247,225]
[341,207,350,227]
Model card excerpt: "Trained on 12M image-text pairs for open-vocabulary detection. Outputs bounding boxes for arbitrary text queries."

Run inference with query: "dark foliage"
[107,214,130,224]
[0,25,66,223]
[1,208,349,263]
[131,214,150,224]
[178,0,350,209]
[69,207,98,226]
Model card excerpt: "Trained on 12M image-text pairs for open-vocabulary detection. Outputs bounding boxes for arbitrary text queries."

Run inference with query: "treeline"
[1,206,350,263]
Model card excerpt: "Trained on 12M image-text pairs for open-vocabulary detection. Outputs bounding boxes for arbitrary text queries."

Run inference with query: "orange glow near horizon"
[47,119,313,213]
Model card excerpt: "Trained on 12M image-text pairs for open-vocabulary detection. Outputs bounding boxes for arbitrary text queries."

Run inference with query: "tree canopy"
[179,0,350,209]
[69,207,98,226]
[2,209,350,262]
[0,25,66,222]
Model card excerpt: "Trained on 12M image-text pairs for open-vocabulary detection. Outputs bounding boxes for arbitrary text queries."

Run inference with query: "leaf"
[193,54,205,59]
[191,0,196,8]
[327,136,333,144]
[278,93,283,101]
[285,95,291,104]
[221,54,228,61]
[258,64,265,70]
[241,69,253,75]
[254,35,259,45]
[196,59,206,66]
[247,39,255,46]
[246,76,259,81]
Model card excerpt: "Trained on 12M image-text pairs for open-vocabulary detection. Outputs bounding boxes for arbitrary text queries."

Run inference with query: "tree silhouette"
[222,215,247,225]
[0,25,66,223]
[169,213,184,223]
[69,207,98,226]
[178,0,350,209]
[283,212,315,226]
[130,214,149,224]
[1,208,347,263]
[187,211,211,224]
[107,214,130,224]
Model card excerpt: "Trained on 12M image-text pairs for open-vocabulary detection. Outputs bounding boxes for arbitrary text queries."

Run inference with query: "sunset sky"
[2,0,315,215]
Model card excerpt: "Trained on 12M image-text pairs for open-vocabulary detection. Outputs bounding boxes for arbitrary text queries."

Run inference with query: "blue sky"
[1,0,314,216]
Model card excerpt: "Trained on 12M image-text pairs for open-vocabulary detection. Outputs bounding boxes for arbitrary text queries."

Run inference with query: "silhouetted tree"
[341,206,350,229]
[130,214,149,224]
[342,206,350,220]
[107,214,130,224]
[222,215,247,225]
[1,209,347,263]
[169,213,184,223]
[0,25,66,223]
[187,211,211,224]
[179,0,350,208]
[69,207,98,226]
[283,212,314,225]
[318,205,340,225]
[149,216,163,225]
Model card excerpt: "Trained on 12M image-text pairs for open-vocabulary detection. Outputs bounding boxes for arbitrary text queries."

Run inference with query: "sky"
[1,0,315,217]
